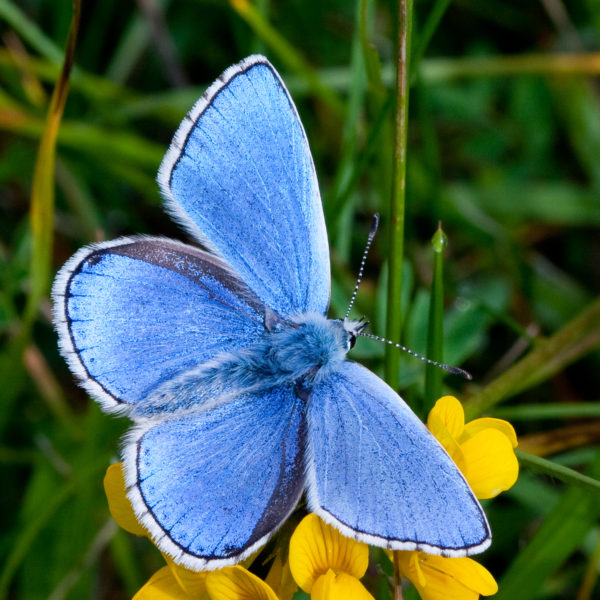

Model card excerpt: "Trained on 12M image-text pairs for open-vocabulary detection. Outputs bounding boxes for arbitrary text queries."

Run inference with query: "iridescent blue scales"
[53,56,491,571]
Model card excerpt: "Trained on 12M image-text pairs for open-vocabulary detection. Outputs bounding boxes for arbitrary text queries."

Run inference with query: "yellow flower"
[427,395,519,499]
[133,562,209,600]
[386,395,511,600]
[264,553,299,600]
[289,514,373,600]
[104,463,297,600]
[103,462,146,536]
[395,551,498,600]
[206,565,279,600]
[103,463,209,599]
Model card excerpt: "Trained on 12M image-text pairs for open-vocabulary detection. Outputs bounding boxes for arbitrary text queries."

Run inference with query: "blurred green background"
[2,0,600,598]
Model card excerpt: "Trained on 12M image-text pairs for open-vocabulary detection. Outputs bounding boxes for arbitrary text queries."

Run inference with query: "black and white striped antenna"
[345,213,379,320]
[345,214,472,381]
[358,331,472,379]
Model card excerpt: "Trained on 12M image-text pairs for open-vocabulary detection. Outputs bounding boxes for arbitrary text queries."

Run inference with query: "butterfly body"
[128,312,361,419]
[54,55,492,571]
[201,312,353,389]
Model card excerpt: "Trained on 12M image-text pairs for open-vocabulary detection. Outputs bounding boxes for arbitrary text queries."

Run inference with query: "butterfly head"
[340,317,369,351]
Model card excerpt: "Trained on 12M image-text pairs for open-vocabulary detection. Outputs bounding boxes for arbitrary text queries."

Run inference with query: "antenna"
[359,331,473,380]
[343,213,471,380]
[345,214,380,319]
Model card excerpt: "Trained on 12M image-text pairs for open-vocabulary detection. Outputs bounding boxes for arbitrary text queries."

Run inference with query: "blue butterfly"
[53,56,490,571]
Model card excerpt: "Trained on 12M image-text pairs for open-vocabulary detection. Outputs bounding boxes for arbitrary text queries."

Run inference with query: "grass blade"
[23,0,81,327]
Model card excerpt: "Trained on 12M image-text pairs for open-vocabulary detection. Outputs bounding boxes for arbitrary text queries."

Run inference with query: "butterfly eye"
[348,333,357,350]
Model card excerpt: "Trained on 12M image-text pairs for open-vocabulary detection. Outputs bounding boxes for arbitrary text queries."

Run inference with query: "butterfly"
[53,55,491,571]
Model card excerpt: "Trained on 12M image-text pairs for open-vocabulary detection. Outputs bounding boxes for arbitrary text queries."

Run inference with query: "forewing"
[158,55,330,317]
[306,362,491,556]
[52,237,265,412]
[124,386,305,570]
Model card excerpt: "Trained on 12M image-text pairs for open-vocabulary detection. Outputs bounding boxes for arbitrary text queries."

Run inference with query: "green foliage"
[1,0,600,598]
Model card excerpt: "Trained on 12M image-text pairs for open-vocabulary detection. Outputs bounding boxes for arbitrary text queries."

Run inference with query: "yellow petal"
[419,554,498,597]
[206,566,278,600]
[311,570,374,600]
[460,428,519,499]
[463,418,518,448]
[427,396,465,440]
[392,551,426,588]
[103,463,146,537]
[133,565,192,600]
[409,571,478,600]
[289,514,368,593]
[426,413,467,473]
[163,555,209,599]
[264,554,298,600]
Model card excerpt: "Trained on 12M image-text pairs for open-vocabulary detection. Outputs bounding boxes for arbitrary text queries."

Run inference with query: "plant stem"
[393,550,404,600]
[517,450,600,494]
[424,224,447,411]
[388,0,412,595]
[384,0,412,390]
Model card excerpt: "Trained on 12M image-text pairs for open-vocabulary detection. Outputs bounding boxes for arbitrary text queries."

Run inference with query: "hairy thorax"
[260,312,351,382]
[134,313,358,418]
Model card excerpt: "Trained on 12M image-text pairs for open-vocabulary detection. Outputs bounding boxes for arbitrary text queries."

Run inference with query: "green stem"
[424,224,447,410]
[393,550,404,600]
[517,450,600,494]
[384,0,412,389]
[465,297,600,419]
[388,1,412,592]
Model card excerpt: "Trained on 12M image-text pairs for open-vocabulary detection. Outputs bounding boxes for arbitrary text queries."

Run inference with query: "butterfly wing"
[52,237,266,413]
[158,55,330,317]
[306,361,491,556]
[124,385,305,570]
